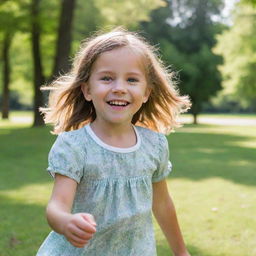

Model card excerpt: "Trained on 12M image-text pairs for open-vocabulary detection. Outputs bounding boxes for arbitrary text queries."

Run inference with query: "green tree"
[94,0,165,28]
[1,31,12,119]
[73,0,165,45]
[214,3,256,111]
[140,0,224,123]
[52,0,77,79]
[0,0,166,125]
[30,0,77,126]
[242,0,256,6]
[0,0,28,119]
[31,0,45,126]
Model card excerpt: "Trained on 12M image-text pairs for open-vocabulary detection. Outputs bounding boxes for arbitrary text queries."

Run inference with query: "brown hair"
[40,27,191,134]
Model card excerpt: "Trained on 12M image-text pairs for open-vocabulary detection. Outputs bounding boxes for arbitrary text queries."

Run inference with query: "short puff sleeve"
[152,134,172,183]
[47,132,85,183]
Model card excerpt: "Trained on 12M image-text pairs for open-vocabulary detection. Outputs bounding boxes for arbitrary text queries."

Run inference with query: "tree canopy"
[140,0,224,123]
[214,2,256,110]
[1,0,256,124]
[0,0,165,125]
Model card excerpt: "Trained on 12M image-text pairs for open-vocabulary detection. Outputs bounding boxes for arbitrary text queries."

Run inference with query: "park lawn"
[0,112,256,256]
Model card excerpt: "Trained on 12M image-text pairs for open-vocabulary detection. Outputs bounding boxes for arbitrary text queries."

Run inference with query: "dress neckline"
[85,124,141,153]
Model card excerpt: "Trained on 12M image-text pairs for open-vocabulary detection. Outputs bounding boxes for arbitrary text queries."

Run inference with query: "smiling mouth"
[107,100,130,106]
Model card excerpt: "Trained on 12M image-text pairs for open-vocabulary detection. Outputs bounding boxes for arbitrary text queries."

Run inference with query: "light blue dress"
[37,124,172,256]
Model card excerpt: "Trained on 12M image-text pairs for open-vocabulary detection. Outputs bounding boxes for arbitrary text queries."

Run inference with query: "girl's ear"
[81,82,92,101]
[143,87,152,103]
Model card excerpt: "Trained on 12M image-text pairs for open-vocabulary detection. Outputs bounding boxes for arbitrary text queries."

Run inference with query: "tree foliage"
[214,2,256,110]
[140,0,224,123]
[0,0,30,118]
[242,0,256,7]
[1,0,235,123]
[72,0,165,46]
[94,0,165,27]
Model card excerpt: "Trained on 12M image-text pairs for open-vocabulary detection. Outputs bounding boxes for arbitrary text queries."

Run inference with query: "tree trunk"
[193,113,198,124]
[2,32,12,119]
[191,99,200,125]
[51,0,77,80]
[31,0,45,126]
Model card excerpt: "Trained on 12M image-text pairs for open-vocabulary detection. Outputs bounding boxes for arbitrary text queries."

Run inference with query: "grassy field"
[0,112,256,256]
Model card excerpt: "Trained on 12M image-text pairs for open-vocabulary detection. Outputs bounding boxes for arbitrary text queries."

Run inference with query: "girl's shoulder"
[55,125,88,148]
[135,125,167,147]
[59,125,85,136]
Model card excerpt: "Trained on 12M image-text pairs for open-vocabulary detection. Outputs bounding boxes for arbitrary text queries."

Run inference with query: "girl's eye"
[127,78,139,83]
[101,76,112,81]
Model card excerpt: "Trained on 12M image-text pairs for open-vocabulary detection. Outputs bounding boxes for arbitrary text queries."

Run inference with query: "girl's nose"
[112,80,127,94]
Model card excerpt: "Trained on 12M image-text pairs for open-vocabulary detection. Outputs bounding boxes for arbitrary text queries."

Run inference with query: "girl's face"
[82,46,151,127]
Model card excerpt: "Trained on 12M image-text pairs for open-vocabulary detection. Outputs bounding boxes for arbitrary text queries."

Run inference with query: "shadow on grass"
[168,126,256,187]
[0,195,50,256]
[0,127,54,191]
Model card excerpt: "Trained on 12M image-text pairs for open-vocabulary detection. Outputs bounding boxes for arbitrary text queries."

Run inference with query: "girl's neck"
[89,120,137,148]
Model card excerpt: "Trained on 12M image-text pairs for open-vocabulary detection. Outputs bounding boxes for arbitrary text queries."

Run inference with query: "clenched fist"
[63,213,97,248]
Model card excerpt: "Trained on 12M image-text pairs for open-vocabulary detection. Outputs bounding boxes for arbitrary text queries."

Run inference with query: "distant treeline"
[1,0,256,126]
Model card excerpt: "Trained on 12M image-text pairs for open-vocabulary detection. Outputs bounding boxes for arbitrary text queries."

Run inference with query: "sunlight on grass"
[179,125,256,135]
[228,140,256,149]
[230,159,252,167]
[10,114,33,123]
[0,183,52,206]
[195,147,222,154]
[180,113,256,126]
[159,177,256,256]
[0,111,33,128]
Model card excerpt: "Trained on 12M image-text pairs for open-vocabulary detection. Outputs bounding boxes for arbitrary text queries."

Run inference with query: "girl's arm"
[152,179,190,256]
[46,174,97,248]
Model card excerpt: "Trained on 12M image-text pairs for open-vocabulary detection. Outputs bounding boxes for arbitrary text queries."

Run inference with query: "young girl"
[37,28,191,256]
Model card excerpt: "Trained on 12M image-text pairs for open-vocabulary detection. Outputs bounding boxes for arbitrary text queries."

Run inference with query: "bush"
[0,91,32,110]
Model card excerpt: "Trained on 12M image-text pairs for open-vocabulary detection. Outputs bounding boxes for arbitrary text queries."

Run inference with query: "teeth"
[108,101,128,106]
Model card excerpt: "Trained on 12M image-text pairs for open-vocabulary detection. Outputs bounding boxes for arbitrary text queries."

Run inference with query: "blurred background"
[0,0,256,124]
[0,0,255,256]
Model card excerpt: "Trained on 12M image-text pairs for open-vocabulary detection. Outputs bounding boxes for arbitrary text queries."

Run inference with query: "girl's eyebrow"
[96,70,114,75]
[127,71,143,76]
[96,70,143,76]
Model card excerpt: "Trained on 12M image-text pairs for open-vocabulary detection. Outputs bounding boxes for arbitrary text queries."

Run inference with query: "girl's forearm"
[46,200,72,235]
[153,196,189,256]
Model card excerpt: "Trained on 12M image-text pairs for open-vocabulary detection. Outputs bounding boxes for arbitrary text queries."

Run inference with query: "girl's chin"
[98,117,133,125]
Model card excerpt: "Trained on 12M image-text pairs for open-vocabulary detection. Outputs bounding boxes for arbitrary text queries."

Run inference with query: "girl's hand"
[63,213,97,248]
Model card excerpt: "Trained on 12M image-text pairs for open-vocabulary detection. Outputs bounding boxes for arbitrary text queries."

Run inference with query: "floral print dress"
[37,124,172,256]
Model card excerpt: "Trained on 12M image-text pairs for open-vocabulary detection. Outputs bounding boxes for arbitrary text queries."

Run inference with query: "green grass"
[1,112,256,256]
